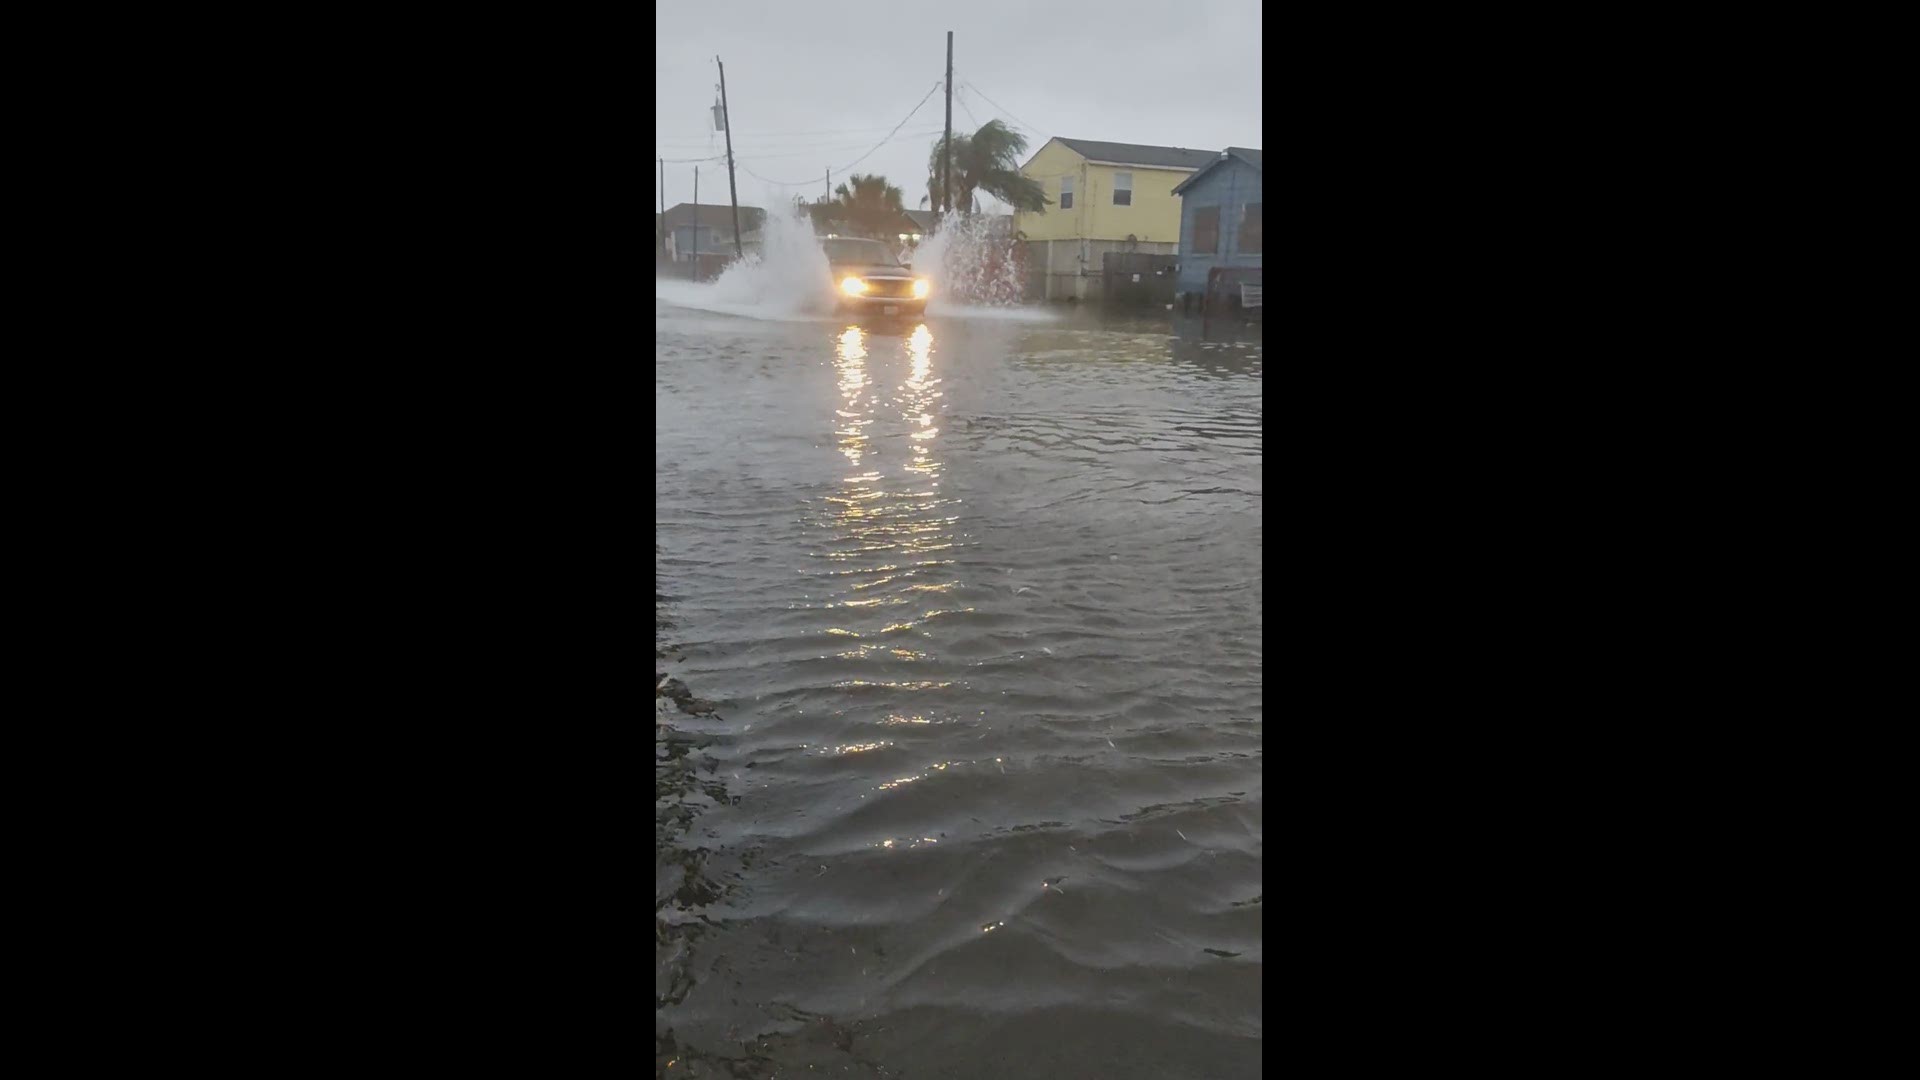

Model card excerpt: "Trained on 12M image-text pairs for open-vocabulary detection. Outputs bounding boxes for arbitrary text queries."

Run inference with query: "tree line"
[799,120,1051,240]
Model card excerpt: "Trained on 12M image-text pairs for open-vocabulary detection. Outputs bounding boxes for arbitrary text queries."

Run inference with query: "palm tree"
[819,173,907,239]
[924,120,1051,215]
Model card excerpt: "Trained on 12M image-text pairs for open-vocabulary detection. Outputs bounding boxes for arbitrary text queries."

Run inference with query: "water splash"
[655,207,1055,323]
[917,214,1028,310]
[655,207,835,320]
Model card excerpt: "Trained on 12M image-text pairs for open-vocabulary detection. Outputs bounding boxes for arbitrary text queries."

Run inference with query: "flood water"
[657,299,1262,1078]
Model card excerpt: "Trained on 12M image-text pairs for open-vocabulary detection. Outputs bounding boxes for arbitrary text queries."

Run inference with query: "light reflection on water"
[834,327,870,467]
[824,324,963,620]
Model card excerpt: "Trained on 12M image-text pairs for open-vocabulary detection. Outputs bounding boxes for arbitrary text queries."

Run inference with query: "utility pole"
[943,31,953,217]
[692,166,699,275]
[825,168,830,203]
[718,56,743,260]
[658,158,666,257]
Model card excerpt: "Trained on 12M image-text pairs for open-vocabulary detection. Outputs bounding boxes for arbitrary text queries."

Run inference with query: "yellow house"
[1015,137,1219,300]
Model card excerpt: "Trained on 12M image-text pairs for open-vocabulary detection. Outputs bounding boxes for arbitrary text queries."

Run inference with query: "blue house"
[1172,148,1262,307]
[659,202,765,263]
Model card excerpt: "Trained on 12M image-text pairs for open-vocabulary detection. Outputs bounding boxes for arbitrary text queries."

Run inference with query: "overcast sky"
[656,0,1261,222]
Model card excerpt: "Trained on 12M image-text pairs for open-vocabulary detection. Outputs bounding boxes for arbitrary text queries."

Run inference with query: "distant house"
[1172,148,1262,308]
[1013,137,1219,301]
[660,202,765,262]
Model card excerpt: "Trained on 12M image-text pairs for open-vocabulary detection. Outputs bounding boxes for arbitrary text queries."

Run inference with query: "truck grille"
[865,278,915,298]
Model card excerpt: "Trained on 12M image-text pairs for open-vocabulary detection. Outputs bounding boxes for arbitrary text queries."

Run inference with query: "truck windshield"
[822,239,900,265]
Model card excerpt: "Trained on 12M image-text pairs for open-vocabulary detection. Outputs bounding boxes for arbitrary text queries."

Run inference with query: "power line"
[833,80,944,176]
[665,134,941,166]
[740,82,946,188]
[654,123,955,143]
[728,131,944,163]
[956,86,982,131]
[739,162,826,187]
[664,130,945,166]
[956,74,1047,139]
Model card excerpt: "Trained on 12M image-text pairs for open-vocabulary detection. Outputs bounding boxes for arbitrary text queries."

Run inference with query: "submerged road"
[657,301,1262,1079]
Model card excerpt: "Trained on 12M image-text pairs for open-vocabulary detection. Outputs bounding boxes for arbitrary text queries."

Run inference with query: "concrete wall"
[1022,238,1178,302]
[1175,159,1263,296]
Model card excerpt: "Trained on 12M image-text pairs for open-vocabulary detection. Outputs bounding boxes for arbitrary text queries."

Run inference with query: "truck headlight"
[840,276,869,296]
[912,279,931,299]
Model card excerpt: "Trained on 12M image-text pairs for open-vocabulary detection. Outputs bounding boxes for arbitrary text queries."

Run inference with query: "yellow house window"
[1059,175,1074,210]
[1113,172,1133,206]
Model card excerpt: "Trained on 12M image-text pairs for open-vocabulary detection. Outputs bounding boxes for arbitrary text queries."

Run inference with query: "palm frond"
[976,169,1050,214]
[967,120,1029,173]
[926,133,974,213]
[926,121,1040,216]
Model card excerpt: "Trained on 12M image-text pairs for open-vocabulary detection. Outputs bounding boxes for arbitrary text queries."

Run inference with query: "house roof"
[1171,147,1264,196]
[1050,138,1221,170]
[903,209,940,233]
[661,202,765,231]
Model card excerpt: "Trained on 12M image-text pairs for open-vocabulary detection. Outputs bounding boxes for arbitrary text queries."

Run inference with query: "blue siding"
[1175,159,1263,296]
[672,224,724,260]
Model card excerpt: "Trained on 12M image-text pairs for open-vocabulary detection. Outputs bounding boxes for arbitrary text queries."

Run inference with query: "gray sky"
[655,0,1262,220]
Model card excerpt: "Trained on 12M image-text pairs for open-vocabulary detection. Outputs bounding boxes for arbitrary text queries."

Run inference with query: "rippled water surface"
[657,301,1261,1078]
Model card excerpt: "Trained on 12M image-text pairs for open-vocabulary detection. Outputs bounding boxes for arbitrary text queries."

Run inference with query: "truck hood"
[832,263,914,279]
